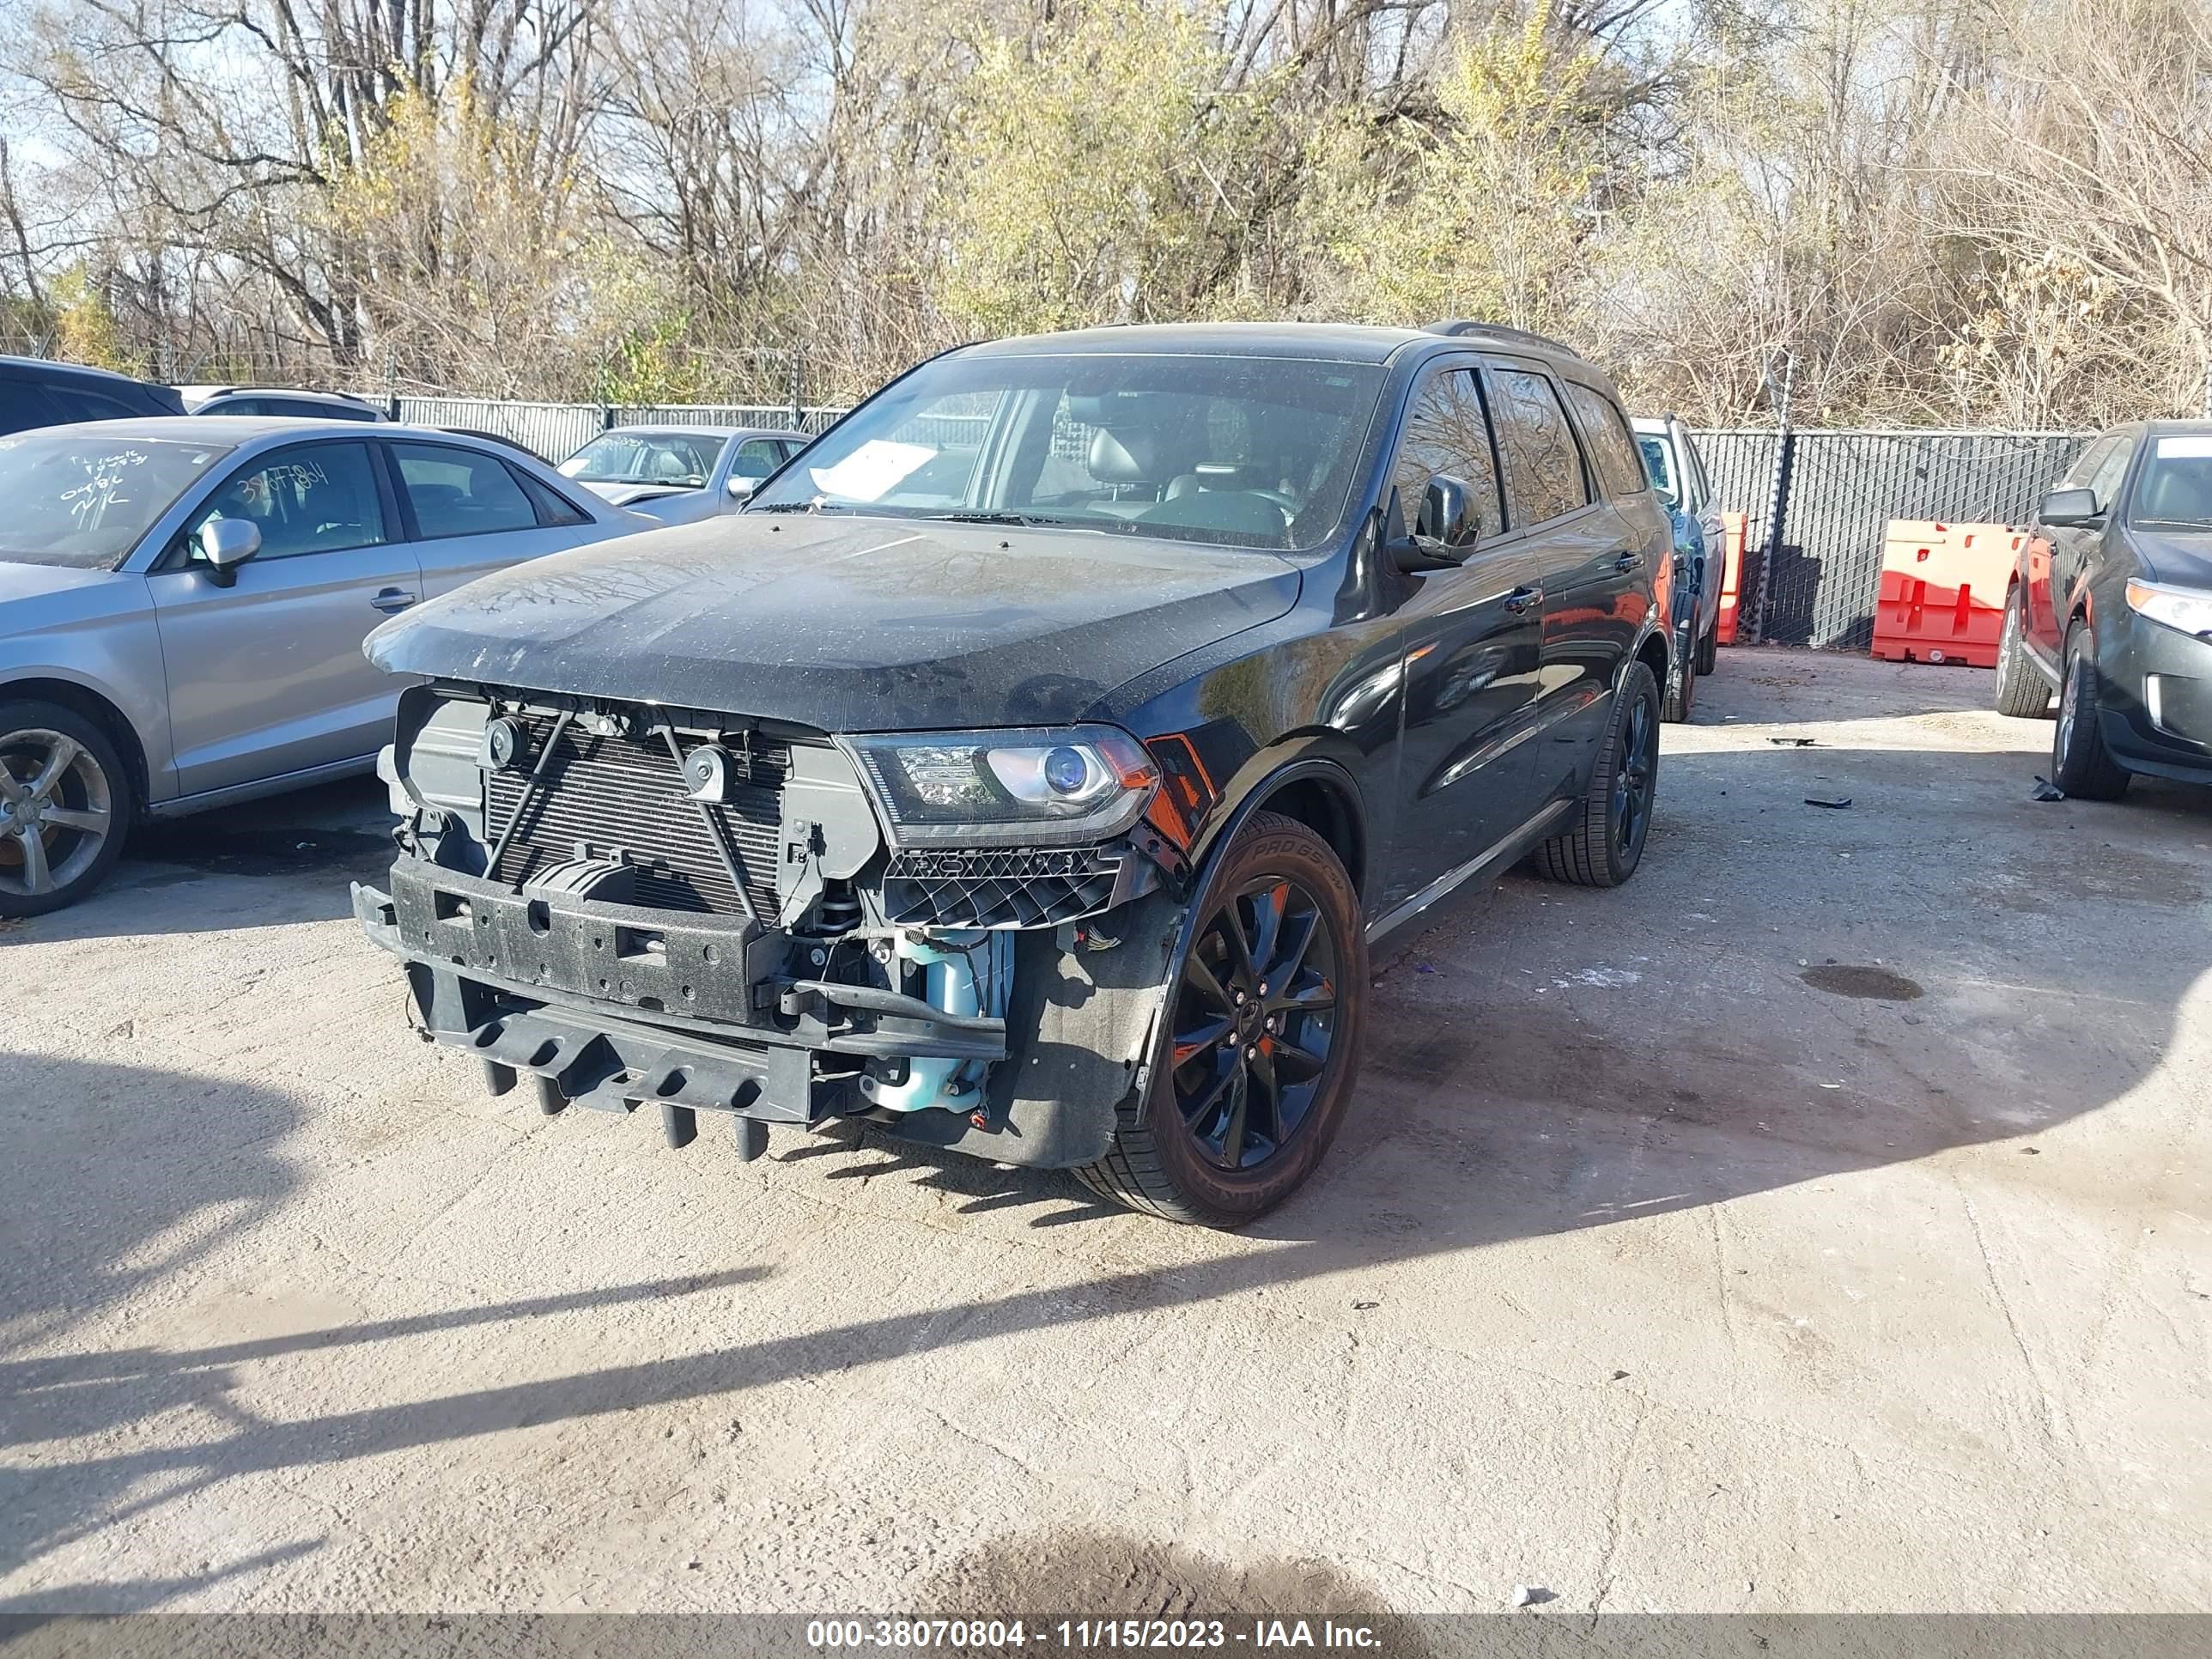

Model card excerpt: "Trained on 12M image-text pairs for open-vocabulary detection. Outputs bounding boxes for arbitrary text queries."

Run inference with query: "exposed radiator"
[486,719,787,917]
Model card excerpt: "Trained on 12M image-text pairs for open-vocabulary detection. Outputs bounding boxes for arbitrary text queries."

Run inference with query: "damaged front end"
[355,684,1193,1166]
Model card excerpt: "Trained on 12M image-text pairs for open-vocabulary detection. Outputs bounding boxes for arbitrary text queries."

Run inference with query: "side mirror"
[1388,477,1477,572]
[2039,487,2102,528]
[726,476,758,500]
[195,518,262,586]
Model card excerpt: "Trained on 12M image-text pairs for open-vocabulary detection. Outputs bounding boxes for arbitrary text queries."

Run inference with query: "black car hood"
[2133,527,2212,589]
[368,514,1303,731]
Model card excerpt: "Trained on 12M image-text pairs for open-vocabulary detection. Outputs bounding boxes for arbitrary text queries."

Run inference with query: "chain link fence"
[372,393,2090,656]
[1696,428,2090,651]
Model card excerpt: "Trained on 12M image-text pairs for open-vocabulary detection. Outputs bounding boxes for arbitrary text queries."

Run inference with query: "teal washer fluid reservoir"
[859,930,1015,1113]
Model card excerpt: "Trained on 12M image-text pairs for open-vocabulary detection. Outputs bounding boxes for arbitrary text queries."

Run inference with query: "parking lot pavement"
[3,648,2209,1616]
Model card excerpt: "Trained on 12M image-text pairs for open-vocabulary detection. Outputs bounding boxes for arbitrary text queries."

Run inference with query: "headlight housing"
[2127,578,2212,639]
[840,726,1160,848]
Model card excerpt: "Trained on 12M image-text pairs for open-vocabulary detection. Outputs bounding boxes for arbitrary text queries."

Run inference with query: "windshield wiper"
[753,499,847,514]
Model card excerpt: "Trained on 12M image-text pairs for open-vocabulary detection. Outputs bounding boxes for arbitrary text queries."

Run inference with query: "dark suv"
[354,323,1674,1225]
[0,356,184,434]
[1997,420,2212,798]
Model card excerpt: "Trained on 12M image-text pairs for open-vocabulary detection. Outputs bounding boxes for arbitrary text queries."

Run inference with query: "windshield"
[559,432,724,488]
[2131,434,2212,530]
[1638,434,1678,504]
[747,352,1388,551]
[0,431,228,570]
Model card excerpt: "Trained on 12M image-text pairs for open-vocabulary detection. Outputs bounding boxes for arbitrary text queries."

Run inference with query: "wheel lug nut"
[1232,990,1244,1006]
[1258,981,1269,996]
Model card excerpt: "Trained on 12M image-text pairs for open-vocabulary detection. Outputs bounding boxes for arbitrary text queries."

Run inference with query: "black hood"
[367,514,1303,731]
[2133,526,2212,589]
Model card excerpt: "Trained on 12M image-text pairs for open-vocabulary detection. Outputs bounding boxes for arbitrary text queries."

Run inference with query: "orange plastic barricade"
[1717,511,1748,645]
[1870,520,2023,668]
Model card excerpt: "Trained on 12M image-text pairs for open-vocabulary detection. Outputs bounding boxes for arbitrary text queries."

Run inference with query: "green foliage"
[50,267,137,375]
[1302,8,1603,333]
[937,0,1279,337]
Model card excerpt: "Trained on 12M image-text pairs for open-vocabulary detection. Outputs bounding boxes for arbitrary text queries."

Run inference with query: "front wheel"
[1533,661,1661,888]
[2051,626,2130,800]
[1074,811,1366,1227]
[1695,616,1719,676]
[0,701,133,918]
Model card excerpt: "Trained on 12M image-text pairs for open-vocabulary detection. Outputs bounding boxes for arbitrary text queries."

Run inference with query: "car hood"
[366,514,1303,730]
[0,560,140,635]
[581,481,696,507]
[2134,527,2212,588]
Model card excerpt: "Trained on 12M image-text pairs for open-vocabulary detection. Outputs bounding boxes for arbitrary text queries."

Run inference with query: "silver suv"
[0,417,643,915]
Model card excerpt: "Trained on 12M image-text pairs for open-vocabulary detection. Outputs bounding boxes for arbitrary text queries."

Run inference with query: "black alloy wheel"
[2051,625,2130,800]
[1170,872,1340,1173]
[1075,811,1365,1226]
[1532,659,1662,889]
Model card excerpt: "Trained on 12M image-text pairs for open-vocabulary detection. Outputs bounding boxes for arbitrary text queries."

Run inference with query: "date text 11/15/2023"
[805,1620,1385,1650]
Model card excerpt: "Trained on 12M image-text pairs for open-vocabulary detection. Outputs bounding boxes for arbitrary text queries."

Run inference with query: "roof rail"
[1422,319,1583,359]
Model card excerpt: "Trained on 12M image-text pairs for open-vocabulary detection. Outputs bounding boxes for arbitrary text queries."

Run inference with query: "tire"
[1695,617,1718,676]
[2050,624,2130,801]
[1994,587,2055,719]
[0,699,133,917]
[1661,641,1698,723]
[1073,810,1366,1228]
[1532,661,1661,889]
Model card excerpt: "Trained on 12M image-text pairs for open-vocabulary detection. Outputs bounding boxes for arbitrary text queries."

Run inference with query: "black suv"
[0,355,184,434]
[355,323,1674,1225]
[1998,420,2212,799]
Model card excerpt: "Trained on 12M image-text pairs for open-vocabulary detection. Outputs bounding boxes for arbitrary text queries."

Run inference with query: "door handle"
[370,587,417,613]
[1503,585,1543,614]
[1612,550,1643,574]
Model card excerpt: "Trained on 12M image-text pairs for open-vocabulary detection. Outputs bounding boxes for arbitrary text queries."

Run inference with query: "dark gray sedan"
[0,417,643,914]
[2000,420,2212,799]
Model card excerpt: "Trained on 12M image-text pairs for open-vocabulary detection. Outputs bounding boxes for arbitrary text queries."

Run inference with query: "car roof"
[596,423,799,441]
[0,353,164,389]
[1630,416,1669,434]
[957,321,1437,366]
[195,386,378,406]
[23,415,549,451]
[952,320,1617,384]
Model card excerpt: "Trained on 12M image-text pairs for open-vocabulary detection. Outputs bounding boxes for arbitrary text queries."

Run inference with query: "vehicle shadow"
[5,713,2207,1608]
[8,777,393,944]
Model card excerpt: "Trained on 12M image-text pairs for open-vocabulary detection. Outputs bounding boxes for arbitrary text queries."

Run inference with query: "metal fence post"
[1751,428,1796,646]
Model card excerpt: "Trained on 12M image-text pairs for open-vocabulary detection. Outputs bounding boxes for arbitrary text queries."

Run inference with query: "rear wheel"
[2051,625,2130,800]
[1074,811,1365,1228]
[0,701,132,917]
[1533,661,1661,889]
[1994,587,2055,719]
[1662,641,1698,723]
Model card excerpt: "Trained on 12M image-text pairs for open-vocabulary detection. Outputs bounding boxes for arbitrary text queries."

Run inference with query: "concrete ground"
[2,649,2208,1616]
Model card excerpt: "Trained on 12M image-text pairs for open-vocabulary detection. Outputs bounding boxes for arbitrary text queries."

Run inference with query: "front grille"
[486,718,787,917]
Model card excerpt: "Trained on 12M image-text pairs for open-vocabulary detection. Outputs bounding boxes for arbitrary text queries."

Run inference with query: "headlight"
[2126,579,2212,638]
[840,726,1159,848]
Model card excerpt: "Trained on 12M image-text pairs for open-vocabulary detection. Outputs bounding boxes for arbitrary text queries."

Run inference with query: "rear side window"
[183,441,389,561]
[1487,369,1590,527]
[1390,368,1504,545]
[43,384,146,424]
[509,464,591,526]
[1561,382,1646,500]
[392,442,540,538]
[0,379,61,434]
